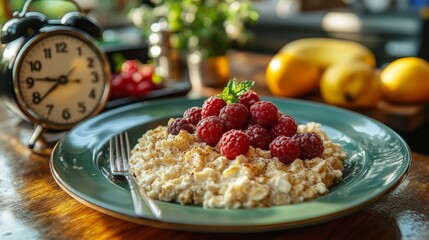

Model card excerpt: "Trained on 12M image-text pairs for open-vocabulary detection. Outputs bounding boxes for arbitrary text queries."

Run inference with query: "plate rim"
[50,159,410,232]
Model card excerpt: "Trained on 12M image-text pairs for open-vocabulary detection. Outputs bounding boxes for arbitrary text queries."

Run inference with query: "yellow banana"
[280,38,376,69]
[320,61,381,108]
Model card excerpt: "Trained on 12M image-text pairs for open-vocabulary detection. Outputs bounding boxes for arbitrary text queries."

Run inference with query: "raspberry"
[219,130,250,160]
[219,103,249,130]
[250,101,279,128]
[183,106,202,125]
[196,116,225,146]
[239,90,260,109]
[269,136,300,164]
[201,96,227,118]
[270,114,298,138]
[167,118,194,135]
[244,124,271,150]
[291,132,324,159]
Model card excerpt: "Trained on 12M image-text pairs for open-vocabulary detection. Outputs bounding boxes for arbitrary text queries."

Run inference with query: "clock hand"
[35,77,59,82]
[67,66,76,77]
[35,67,80,103]
[69,79,81,83]
[37,74,80,103]
[38,81,61,103]
[35,66,75,82]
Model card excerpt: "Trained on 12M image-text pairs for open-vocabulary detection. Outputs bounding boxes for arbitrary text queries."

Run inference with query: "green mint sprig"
[217,78,255,104]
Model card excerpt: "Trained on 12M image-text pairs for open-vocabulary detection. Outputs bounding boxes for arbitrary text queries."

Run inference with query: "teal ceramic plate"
[50,97,411,232]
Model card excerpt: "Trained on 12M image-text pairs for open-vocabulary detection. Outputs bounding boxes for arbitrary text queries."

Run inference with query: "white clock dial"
[14,30,110,129]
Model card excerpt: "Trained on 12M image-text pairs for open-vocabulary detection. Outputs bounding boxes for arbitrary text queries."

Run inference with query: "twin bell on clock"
[0,0,111,149]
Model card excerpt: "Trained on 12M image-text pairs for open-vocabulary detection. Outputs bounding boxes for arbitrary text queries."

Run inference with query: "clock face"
[13,30,110,129]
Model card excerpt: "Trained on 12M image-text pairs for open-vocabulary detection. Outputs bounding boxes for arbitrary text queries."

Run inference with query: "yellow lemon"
[380,57,429,104]
[266,53,321,97]
[320,61,381,108]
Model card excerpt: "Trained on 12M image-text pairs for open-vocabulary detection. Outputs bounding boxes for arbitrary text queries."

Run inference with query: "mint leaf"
[217,78,255,104]
[234,81,254,96]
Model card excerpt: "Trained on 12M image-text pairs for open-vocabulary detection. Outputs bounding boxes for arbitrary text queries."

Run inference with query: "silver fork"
[109,132,161,219]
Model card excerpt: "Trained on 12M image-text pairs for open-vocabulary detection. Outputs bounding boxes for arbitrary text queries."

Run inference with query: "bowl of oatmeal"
[50,96,411,232]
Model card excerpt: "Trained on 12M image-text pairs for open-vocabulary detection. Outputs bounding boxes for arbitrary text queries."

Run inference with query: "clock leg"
[28,124,65,155]
[28,124,44,149]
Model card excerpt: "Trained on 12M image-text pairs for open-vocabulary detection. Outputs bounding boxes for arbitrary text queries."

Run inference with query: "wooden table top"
[1,50,429,240]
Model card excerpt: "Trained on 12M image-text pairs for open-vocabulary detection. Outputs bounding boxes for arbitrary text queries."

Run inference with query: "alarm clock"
[0,0,111,149]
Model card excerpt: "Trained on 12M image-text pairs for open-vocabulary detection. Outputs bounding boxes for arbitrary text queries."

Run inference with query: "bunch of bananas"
[265,38,429,108]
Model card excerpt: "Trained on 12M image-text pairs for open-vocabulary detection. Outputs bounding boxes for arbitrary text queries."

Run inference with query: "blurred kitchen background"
[248,0,429,66]
[1,0,429,154]
[2,0,428,65]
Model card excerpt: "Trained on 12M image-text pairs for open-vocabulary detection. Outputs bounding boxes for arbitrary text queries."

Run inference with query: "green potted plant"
[129,0,259,87]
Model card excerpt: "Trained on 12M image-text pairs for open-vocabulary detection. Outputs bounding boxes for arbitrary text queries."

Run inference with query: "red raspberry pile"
[110,60,163,100]
[167,79,324,163]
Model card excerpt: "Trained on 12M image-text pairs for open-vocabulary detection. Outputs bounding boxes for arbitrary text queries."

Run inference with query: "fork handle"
[125,174,162,219]
[125,174,146,217]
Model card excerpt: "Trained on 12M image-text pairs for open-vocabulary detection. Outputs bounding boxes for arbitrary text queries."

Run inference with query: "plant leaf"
[217,78,255,104]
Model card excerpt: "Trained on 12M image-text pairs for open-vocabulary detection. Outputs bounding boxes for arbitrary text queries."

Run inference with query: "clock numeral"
[62,108,71,120]
[32,92,41,104]
[77,47,82,56]
[43,48,52,59]
[55,42,68,53]
[78,102,86,113]
[87,57,95,68]
[29,61,42,72]
[91,71,99,83]
[26,77,34,88]
[46,104,54,115]
[89,88,96,99]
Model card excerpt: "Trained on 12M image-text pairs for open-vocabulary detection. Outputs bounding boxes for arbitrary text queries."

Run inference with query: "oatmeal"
[129,79,346,208]
[129,121,346,209]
